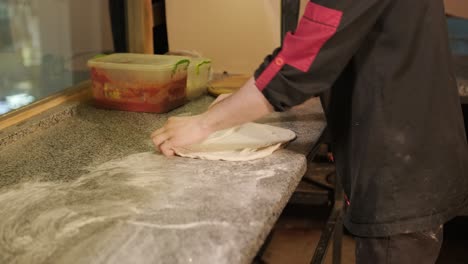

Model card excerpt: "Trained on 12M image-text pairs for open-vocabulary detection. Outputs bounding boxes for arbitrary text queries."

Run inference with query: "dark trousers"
[355,225,443,264]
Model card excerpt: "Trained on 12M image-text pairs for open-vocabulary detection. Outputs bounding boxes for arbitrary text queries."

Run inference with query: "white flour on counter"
[0,152,288,264]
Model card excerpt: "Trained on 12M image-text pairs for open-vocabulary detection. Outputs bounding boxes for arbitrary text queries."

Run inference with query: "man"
[152,0,468,263]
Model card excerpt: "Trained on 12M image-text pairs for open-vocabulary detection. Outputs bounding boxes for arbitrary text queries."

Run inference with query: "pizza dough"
[173,123,296,161]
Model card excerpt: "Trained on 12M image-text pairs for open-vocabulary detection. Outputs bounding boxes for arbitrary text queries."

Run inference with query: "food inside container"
[87,53,190,113]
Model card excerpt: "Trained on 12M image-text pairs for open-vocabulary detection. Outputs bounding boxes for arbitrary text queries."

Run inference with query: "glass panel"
[0,0,114,115]
[447,17,468,55]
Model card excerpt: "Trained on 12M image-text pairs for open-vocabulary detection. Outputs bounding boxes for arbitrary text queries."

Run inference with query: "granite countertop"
[454,55,468,103]
[459,80,468,104]
[0,96,326,264]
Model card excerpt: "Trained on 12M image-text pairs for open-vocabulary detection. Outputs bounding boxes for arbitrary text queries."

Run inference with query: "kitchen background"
[0,0,113,114]
[0,0,467,115]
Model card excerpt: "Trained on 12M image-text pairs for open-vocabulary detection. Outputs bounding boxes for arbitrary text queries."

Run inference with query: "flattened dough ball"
[173,123,296,161]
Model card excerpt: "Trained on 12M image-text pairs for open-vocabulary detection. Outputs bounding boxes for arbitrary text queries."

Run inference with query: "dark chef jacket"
[254,0,468,237]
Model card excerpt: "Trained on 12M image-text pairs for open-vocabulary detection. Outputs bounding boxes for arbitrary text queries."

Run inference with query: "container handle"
[172,59,191,77]
[195,60,211,75]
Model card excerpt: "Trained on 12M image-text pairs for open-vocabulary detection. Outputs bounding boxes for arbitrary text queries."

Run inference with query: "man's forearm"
[200,77,274,132]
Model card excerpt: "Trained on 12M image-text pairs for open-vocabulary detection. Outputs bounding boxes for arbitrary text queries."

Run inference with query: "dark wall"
[108,0,168,54]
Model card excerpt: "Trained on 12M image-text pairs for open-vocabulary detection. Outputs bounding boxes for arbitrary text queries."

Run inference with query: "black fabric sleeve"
[254,0,390,111]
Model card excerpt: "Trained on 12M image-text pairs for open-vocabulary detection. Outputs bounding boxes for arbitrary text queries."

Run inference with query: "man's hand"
[151,77,273,157]
[151,115,212,156]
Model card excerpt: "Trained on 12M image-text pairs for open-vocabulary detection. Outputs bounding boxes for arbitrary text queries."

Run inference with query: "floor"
[257,153,468,264]
[259,204,468,264]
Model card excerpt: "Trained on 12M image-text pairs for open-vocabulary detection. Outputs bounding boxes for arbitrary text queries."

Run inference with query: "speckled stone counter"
[0,96,326,264]
[454,55,468,103]
[459,80,468,97]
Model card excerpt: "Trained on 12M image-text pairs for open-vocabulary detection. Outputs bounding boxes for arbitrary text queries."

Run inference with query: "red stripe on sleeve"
[256,2,343,91]
[303,2,342,28]
[255,55,286,91]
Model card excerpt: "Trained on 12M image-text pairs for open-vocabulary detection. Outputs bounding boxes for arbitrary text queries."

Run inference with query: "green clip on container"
[87,53,190,113]
[186,58,212,99]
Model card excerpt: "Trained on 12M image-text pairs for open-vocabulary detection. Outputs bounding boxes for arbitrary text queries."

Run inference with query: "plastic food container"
[87,53,190,113]
[186,58,212,99]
